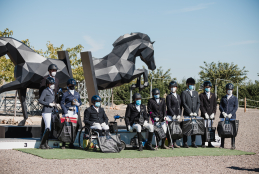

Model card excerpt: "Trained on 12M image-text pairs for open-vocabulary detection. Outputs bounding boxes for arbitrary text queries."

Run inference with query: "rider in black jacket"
[148,88,169,149]
[125,93,155,151]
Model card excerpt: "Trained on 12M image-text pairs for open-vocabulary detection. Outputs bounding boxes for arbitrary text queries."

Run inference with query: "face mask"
[227,90,233,95]
[69,86,75,90]
[171,87,176,93]
[154,94,160,99]
[51,72,56,77]
[95,102,101,107]
[189,85,194,90]
[50,84,55,90]
[205,88,210,92]
[136,100,141,106]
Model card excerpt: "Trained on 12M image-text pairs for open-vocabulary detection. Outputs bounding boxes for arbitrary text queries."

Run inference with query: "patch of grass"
[16,148,255,159]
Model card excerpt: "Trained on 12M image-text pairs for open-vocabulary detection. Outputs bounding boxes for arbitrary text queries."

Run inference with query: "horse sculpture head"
[112,32,156,70]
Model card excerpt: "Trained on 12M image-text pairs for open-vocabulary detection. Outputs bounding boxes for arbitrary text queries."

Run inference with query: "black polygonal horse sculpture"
[93,32,156,90]
[0,37,73,120]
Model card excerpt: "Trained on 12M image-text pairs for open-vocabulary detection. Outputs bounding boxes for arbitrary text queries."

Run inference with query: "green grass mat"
[16,148,255,159]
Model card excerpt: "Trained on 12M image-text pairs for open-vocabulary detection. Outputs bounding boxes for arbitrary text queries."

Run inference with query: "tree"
[0,28,84,84]
[199,61,248,99]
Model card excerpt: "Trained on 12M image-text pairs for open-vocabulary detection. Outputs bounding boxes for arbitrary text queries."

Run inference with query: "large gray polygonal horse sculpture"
[93,32,156,90]
[0,37,73,122]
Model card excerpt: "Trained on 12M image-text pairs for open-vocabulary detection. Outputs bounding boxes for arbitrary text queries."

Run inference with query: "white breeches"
[132,123,154,133]
[90,123,109,130]
[63,110,78,118]
[204,119,213,127]
[42,113,51,131]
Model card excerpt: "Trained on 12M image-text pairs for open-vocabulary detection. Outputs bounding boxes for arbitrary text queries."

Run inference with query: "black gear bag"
[97,134,123,153]
[217,119,239,138]
[204,119,216,142]
[169,121,183,140]
[154,123,166,142]
[182,117,205,136]
[57,117,77,143]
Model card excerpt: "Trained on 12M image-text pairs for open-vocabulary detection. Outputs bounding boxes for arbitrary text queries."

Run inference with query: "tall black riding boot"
[220,138,225,148]
[173,139,180,148]
[46,140,53,149]
[183,135,189,148]
[161,138,170,149]
[39,128,50,149]
[191,135,197,148]
[145,132,155,150]
[137,132,143,151]
[202,135,206,148]
[166,132,173,148]
[231,137,235,150]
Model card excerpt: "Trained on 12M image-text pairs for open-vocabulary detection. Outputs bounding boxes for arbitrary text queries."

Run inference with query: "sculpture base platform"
[0,125,41,138]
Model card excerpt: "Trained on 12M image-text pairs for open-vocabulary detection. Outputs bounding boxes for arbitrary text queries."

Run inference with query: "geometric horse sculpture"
[0,37,73,121]
[81,32,156,102]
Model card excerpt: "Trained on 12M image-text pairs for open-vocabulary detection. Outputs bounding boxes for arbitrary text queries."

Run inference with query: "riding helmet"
[226,83,234,90]
[46,77,55,85]
[91,95,101,103]
[132,93,142,100]
[48,64,58,71]
[186,77,195,84]
[67,78,77,86]
[152,88,160,95]
[168,81,178,88]
[203,81,212,87]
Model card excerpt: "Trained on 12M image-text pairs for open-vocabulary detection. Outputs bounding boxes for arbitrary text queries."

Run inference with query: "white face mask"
[51,72,56,77]
[171,87,176,93]
[50,84,55,90]
[227,90,233,95]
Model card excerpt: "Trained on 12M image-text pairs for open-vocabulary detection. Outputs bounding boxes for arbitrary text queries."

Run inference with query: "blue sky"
[1,0,259,82]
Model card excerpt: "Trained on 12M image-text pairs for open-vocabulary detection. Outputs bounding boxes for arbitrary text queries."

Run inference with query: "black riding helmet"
[48,64,58,71]
[91,95,101,103]
[152,88,160,95]
[226,83,234,90]
[46,77,55,85]
[132,93,142,101]
[67,78,77,86]
[168,81,178,88]
[203,81,212,87]
[186,77,195,84]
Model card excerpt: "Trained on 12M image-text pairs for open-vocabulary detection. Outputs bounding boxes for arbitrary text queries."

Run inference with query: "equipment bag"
[169,121,183,140]
[217,119,239,138]
[51,111,61,139]
[109,122,118,133]
[182,117,205,136]
[57,117,77,143]
[205,119,216,142]
[154,123,166,142]
[97,134,123,153]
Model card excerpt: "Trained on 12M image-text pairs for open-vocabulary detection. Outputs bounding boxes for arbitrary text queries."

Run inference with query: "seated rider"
[84,95,109,136]
[125,93,155,151]
[60,78,82,149]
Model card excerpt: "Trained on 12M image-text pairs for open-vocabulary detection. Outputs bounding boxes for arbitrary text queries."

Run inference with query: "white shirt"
[156,99,160,104]
[206,92,210,99]
[172,92,177,98]
[47,87,53,94]
[92,105,99,113]
[227,94,232,100]
[135,104,140,112]
[187,89,192,96]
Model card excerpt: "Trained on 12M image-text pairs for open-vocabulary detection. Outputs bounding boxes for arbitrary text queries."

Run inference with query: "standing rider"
[166,81,182,148]
[148,88,169,149]
[125,93,155,151]
[199,81,217,148]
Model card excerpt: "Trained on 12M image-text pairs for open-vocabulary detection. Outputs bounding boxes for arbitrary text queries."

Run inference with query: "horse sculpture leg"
[18,88,28,126]
[131,69,149,91]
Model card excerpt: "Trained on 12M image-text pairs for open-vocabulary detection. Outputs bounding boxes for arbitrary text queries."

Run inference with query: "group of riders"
[38,64,238,151]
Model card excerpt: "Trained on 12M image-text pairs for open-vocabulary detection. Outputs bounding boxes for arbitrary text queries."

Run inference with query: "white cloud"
[83,35,104,52]
[166,3,215,14]
[226,40,259,46]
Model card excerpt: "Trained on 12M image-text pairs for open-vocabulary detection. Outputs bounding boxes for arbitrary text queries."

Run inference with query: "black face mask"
[68,86,75,90]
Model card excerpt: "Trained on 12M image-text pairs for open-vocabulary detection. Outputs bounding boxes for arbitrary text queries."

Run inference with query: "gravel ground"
[0,107,259,173]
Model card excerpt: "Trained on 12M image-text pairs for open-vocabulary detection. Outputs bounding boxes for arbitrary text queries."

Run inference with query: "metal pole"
[130,87,132,103]
[215,79,218,98]
[237,85,238,99]
[14,90,17,117]
[150,77,153,98]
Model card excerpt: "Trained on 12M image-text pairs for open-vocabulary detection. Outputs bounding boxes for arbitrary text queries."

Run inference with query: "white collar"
[92,105,99,112]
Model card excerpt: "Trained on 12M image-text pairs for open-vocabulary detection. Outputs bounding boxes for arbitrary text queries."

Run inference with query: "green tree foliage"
[199,61,248,99]
[0,28,84,84]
